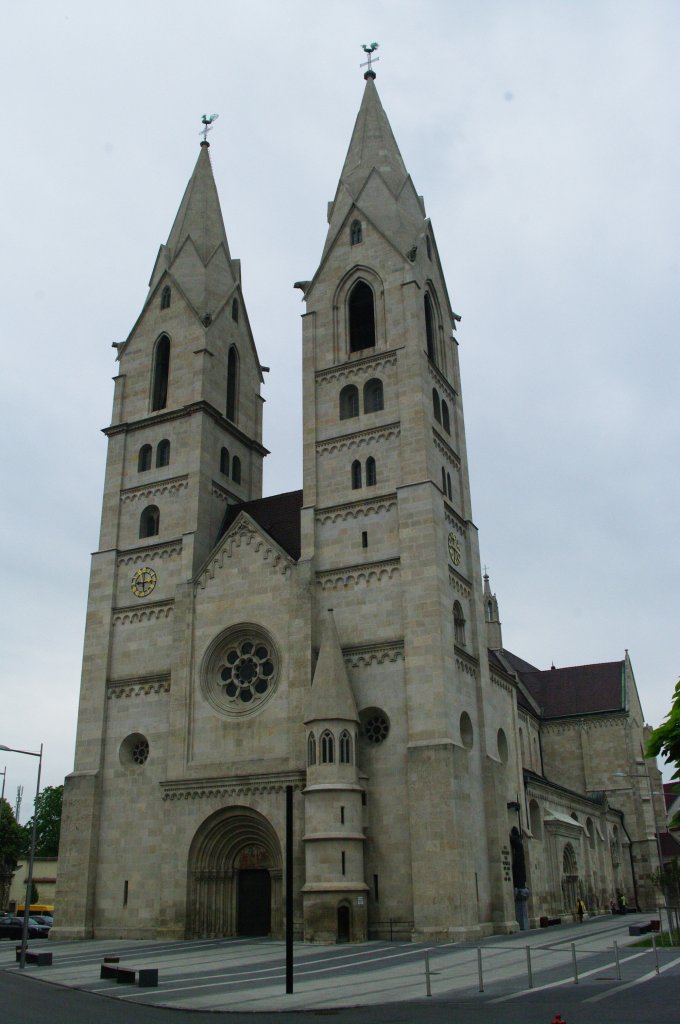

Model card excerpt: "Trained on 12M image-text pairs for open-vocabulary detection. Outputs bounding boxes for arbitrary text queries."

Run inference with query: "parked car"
[0,915,51,939]
[30,915,53,927]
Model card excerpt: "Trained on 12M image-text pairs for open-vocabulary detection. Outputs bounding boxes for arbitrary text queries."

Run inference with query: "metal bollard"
[652,933,659,975]
[526,945,533,988]
[477,947,484,992]
[614,939,621,981]
[425,950,432,997]
[571,942,579,984]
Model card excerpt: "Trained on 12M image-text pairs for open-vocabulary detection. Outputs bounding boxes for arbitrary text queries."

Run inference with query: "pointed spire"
[304,610,358,724]
[147,142,239,319]
[483,572,503,651]
[165,142,231,265]
[338,76,409,200]
[322,77,427,260]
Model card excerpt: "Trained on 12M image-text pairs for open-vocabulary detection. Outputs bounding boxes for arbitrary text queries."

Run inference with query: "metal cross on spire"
[360,42,380,79]
[200,113,219,144]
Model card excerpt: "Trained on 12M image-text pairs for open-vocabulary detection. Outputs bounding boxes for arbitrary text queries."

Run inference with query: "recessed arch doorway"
[187,806,282,938]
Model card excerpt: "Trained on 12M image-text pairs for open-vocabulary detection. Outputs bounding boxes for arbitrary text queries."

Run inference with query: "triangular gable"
[195,511,295,591]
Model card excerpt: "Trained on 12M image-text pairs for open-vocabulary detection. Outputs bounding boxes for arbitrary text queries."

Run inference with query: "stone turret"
[484,572,503,650]
[302,610,367,942]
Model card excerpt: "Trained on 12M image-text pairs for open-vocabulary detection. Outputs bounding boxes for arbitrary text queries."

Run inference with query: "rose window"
[219,640,275,705]
[364,713,390,744]
[201,626,280,718]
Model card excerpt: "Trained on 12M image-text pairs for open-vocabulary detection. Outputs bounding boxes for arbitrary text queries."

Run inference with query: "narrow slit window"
[220,447,229,476]
[365,456,377,487]
[232,455,241,484]
[160,285,171,310]
[350,220,362,245]
[424,294,436,363]
[442,400,450,433]
[351,460,362,490]
[226,346,238,421]
[432,388,441,424]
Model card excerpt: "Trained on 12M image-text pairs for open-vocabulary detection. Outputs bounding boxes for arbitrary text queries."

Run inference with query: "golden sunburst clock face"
[447,532,461,567]
[131,566,157,598]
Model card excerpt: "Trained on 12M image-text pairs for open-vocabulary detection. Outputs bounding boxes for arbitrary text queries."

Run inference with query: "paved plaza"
[2,912,680,1015]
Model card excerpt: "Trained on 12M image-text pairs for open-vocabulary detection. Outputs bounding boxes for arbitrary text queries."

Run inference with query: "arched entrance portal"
[187,807,282,938]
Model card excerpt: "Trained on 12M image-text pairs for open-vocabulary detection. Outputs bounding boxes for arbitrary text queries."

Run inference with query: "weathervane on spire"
[360,42,380,79]
[200,113,219,144]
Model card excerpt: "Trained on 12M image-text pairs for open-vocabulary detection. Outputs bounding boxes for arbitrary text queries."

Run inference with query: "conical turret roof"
[304,610,358,724]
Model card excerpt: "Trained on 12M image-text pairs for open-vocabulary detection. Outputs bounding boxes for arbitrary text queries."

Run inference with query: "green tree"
[0,798,25,908]
[21,785,64,858]
[646,678,680,826]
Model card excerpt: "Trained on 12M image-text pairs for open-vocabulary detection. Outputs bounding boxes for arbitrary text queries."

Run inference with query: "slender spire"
[147,142,238,318]
[164,142,231,265]
[337,76,409,202]
[322,76,427,259]
[304,610,358,724]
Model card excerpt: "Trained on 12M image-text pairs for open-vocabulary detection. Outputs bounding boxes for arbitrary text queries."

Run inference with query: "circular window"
[201,625,280,718]
[120,732,150,768]
[360,708,390,745]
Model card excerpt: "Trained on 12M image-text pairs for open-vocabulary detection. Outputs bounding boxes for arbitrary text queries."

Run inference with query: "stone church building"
[54,73,663,943]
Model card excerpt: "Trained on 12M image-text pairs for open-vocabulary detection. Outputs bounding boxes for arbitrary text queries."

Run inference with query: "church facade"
[54,74,662,943]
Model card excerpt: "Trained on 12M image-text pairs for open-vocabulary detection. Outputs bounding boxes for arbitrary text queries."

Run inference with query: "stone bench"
[100,961,158,987]
[15,947,53,966]
[629,920,661,936]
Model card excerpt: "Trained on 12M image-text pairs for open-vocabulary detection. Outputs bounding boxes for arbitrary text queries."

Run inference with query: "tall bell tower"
[55,138,268,937]
[298,69,515,939]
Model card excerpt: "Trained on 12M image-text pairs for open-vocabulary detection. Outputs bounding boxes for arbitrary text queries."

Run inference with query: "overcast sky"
[1,1,678,815]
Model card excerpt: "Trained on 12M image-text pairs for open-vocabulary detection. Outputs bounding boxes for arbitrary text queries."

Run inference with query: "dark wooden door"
[237,869,271,936]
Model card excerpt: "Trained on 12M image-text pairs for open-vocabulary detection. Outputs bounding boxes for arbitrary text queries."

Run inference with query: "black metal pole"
[285,784,293,994]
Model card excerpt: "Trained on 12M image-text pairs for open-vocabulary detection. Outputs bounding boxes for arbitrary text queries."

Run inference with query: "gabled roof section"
[304,610,359,725]
[216,490,303,561]
[514,659,626,720]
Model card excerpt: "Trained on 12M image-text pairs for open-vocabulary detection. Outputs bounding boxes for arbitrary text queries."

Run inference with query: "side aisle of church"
[53,72,661,943]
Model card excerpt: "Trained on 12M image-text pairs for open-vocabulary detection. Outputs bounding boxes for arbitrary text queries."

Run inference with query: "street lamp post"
[0,743,43,969]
